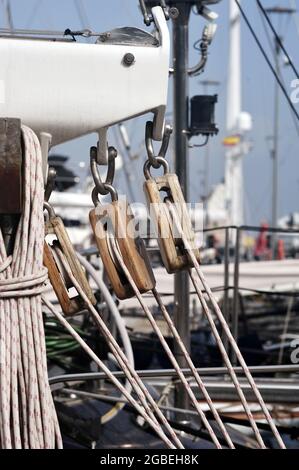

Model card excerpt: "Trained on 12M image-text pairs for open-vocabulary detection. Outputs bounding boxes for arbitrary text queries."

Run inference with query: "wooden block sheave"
[44,216,96,316]
[144,173,201,274]
[90,199,155,300]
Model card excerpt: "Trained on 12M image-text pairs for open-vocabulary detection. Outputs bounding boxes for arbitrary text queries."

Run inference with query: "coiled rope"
[0,126,284,450]
[0,126,62,449]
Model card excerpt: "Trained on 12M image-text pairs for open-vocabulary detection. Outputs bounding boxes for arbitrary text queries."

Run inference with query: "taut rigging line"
[234,0,299,123]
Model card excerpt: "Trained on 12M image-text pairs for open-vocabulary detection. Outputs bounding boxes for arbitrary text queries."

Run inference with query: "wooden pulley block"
[90,200,156,300]
[44,214,96,316]
[144,173,201,274]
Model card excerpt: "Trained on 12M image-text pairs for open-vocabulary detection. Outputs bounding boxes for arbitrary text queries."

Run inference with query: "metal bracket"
[0,118,22,214]
[40,131,52,183]
[139,0,170,25]
[0,118,23,255]
[97,128,109,165]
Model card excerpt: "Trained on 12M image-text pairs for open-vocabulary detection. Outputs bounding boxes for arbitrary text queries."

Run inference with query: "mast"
[225,0,251,228]
[172,0,191,415]
[264,5,296,255]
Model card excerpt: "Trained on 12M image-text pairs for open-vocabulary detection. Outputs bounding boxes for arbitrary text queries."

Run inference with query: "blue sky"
[3,0,299,224]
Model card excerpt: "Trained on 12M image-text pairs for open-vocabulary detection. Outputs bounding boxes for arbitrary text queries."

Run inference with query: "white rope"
[42,295,179,449]
[46,246,183,449]
[0,126,62,449]
[78,240,235,448]
[109,237,224,449]
[152,288,235,449]
[166,199,286,449]
[76,252,134,425]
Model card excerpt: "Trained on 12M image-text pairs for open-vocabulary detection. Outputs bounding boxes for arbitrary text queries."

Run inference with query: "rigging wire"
[3,0,13,30]
[234,0,299,123]
[25,0,43,29]
[256,0,299,79]
[73,0,90,29]
[257,6,299,144]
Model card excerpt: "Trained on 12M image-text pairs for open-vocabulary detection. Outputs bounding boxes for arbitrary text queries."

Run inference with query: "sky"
[2,0,299,225]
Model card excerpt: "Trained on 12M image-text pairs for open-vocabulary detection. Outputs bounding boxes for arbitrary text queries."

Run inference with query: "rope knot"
[0,267,48,299]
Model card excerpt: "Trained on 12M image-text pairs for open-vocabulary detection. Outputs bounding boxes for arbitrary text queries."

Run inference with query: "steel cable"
[256,0,299,79]
[234,0,299,123]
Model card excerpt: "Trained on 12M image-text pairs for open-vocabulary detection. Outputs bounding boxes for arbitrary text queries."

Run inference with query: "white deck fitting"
[0,7,169,145]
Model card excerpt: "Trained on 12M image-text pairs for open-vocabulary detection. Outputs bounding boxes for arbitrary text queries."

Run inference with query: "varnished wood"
[43,242,84,316]
[45,216,96,314]
[90,200,155,300]
[144,173,201,274]
[90,208,133,300]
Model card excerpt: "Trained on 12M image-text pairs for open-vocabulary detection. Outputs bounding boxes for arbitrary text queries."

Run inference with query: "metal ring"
[43,201,56,218]
[90,146,116,196]
[92,185,118,207]
[143,157,170,181]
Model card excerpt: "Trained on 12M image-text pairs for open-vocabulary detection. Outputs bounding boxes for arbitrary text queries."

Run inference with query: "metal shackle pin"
[145,121,173,169]
[43,201,57,219]
[90,145,118,201]
[44,167,57,203]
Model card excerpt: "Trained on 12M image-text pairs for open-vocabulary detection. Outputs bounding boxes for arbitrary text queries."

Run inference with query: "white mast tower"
[225,0,252,227]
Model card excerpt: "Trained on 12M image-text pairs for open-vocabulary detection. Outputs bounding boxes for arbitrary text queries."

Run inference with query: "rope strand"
[50,245,183,449]
[0,126,61,448]
[166,199,286,449]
